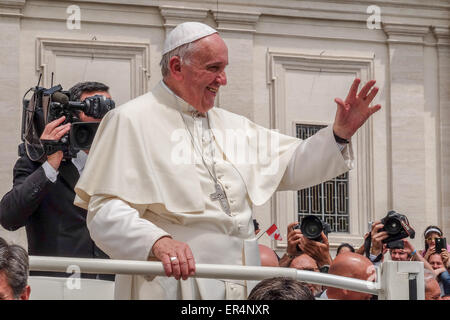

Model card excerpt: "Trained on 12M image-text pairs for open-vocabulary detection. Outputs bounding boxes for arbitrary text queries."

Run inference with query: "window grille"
[296,124,349,233]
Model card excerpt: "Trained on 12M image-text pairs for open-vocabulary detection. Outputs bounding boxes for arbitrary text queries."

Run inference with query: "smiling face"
[168,33,228,113]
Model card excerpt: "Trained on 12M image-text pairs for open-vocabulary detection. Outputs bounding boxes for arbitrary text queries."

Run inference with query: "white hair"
[159,41,198,77]
[424,269,437,290]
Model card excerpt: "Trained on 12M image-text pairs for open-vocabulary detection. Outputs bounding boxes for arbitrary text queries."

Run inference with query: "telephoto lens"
[300,216,325,242]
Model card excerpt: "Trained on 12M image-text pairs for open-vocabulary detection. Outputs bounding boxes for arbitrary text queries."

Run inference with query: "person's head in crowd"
[258,244,279,267]
[68,81,112,123]
[428,252,445,270]
[289,254,322,296]
[253,219,260,235]
[0,237,30,300]
[326,252,375,300]
[247,277,315,300]
[423,225,444,253]
[336,243,355,256]
[424,269,442,300]
[389,248,409,261]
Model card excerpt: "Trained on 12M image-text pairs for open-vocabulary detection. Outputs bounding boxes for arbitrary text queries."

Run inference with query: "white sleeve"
[42,161,59,183]
[86,195,171,261]
[277,126,354,191]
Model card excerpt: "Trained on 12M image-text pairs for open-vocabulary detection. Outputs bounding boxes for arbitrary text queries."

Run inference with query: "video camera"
[21,76,115,160]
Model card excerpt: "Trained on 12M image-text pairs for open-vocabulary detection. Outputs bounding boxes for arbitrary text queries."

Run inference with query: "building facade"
[0,0,449,256]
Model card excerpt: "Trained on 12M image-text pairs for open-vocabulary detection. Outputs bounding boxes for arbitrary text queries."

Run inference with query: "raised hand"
[333,78,381,140]
[370,221,389,256]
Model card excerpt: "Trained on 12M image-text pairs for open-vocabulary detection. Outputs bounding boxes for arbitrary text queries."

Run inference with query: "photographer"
[0,81,114,280]
[279,221,332,272]
[421,225,450,260]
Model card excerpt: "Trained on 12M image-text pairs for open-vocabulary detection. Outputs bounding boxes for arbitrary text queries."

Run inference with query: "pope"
[74,22,381,299]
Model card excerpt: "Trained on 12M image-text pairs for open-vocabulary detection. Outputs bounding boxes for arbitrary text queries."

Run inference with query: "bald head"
[290,254,318,271]
[327,252,375,300]
[329,252,373,278]
[259,245,279,267]
[290,254,321,296]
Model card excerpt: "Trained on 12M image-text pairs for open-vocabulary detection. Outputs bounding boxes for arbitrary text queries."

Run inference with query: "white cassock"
[74,81,353,300]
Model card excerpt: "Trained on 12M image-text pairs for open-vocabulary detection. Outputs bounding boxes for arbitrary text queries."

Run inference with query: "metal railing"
[30,256,379,296]
[29,256,426,299]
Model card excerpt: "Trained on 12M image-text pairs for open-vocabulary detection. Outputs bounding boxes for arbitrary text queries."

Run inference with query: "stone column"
[383,23,441,241]
[434,26,450,236]
[0,0,26,246]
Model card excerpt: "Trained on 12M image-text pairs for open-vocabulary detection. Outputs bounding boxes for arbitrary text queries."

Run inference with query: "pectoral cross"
[210,183,231,216]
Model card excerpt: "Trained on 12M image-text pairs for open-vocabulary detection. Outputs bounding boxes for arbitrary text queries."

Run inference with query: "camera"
[386,239,404,249]
[21,81,114,160]
[294,215,332,243]
[380,210,415,243]
[435,238,447,254]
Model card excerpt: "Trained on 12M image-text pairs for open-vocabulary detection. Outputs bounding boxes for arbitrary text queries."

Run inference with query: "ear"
[168,56,183,80]
[20,285,31,300]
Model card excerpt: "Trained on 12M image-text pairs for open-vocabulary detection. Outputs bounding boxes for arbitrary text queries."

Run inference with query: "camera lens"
[70,122,99,150]
[300,216,324,241]
[384,217,402,235]
[74,126,93,146]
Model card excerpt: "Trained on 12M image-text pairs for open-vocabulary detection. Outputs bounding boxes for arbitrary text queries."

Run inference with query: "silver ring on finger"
[170,256,178,262]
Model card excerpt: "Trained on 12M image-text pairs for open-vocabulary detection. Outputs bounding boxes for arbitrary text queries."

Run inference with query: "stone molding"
[159,5,209,29]
[0,0,25,17]
[35,37,150,97]
[383,23,431,45]
[433,26,450,47]
[213,10,260,33]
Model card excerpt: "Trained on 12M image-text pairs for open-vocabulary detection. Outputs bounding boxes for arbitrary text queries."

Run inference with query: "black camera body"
[435,238,447,254]
[21,83,115,160]
[294,215,332,243]
[380,210,415,244]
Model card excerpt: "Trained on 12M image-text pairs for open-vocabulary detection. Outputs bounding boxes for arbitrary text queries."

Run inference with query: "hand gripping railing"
[29,256,379,295]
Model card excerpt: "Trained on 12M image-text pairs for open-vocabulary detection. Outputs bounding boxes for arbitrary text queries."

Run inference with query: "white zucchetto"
[162,22,218,55]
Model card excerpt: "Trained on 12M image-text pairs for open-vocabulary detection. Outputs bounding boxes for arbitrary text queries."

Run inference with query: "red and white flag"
[266,224,283,241]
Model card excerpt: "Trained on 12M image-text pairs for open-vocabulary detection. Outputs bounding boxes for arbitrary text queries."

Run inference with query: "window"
[296,124,349,232]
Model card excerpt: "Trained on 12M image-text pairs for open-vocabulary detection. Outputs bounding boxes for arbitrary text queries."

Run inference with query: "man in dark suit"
[0,81,114,280]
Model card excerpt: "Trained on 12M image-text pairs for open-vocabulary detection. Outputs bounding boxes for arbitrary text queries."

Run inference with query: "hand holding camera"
[440,249,450,269]
[286,222,302,257]
[40,116,71,170]
[401,239,416,257]
[370,221,389,256]
[293,216,332,267]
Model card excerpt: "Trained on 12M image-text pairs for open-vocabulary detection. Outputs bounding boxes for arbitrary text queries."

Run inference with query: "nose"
[216,71,227,86]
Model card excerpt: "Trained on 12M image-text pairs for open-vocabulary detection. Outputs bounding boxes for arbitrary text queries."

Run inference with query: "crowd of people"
[254,219,450,300]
